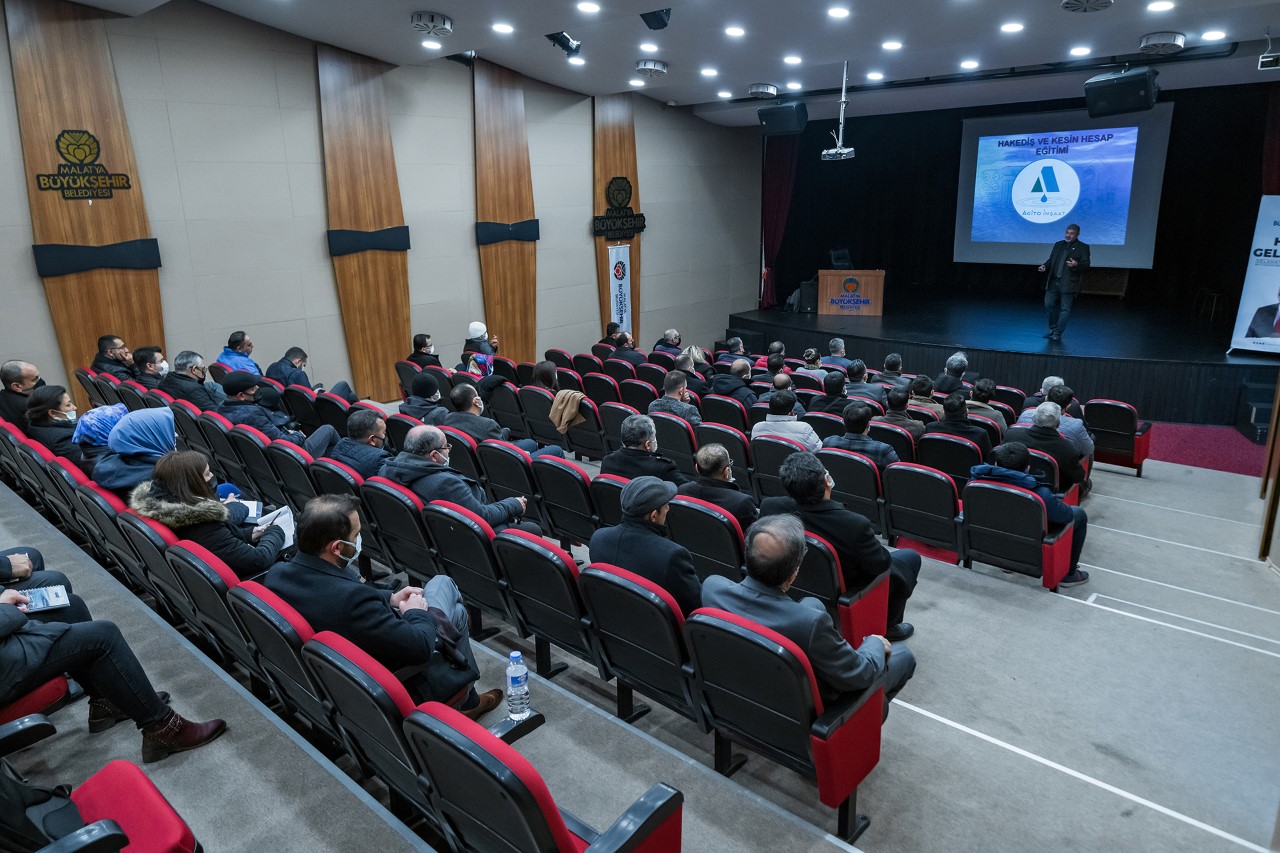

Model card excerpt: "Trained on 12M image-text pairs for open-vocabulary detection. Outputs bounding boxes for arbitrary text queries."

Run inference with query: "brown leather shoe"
[88,691,171,733]
[141,710,227,763]
[459,689,503,721]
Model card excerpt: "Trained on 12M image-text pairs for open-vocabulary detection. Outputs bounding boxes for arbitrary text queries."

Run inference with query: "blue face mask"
[338,534,362,568]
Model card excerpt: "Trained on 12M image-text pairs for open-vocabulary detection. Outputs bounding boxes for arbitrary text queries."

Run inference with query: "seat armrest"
[35,820,128,853]
[837,570,889,607]
[1135,422,1152,436]
[0,714,56,756]
[587,784,684,853]
[1044,521,1071,545]
[811,673,886,739]
[487,711,545,744]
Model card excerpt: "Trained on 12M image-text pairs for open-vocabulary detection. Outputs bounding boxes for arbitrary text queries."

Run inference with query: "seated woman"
[24,385,92,475]
[530,360,558,392]
[680,344,714,380]
[92,408,176,500]
[72,403,128,473]
[794,348,830,382]
[130,450,287,580]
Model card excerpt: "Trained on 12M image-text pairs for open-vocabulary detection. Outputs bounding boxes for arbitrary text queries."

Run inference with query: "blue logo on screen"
[1012,158,1080,223]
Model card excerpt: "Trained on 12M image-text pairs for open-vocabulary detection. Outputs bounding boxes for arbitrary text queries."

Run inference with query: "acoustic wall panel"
[592,94,642,337]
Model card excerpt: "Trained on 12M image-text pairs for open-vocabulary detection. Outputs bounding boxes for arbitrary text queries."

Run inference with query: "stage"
[726,296,1279,424]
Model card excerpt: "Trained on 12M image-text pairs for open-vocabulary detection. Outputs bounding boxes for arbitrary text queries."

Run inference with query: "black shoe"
[886,622,915,641]
[1059,569,1090,587]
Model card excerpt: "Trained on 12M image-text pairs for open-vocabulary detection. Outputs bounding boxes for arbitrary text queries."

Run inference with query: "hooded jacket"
[398,396,449,425]
[968,464,1074,526]
[92,409,176,498]
[707,372,758,408]
[130,481,285,579]
[377,452,523,528]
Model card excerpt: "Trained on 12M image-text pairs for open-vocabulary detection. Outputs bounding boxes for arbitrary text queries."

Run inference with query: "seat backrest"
[816,448,883,531]
[545,348,573,369]
[599,402,639,453]
[1026,449,1063,492]
[142,389,174,409]
[583,372,622,407]
[962,480,1049,569]
[603,358,637,384]
[650,412,698,476]
[992,385,1027,412]
[906,405,939,425]
[115,381,148,412]
[589,474,629,528]
[360,477,437,583]
[572,353,603,377]
[916,433,984,490]
[553,368,583,394]
[591,341,616,360]
[666,496,744,583]
[620,379,658,412]
[702,395,749,432]
[93,375,122,405]
[197,412,249,487]
[647,351,676,370]
[207,363,231,383]
[165,541,257,671]
[308,457,365,498]
[315,392,352,433]
[228,425,288,507]
[264,441,317,513]
[394,361,421,399]
[170,400,209,456]
[793,532,845,619]
[749,435,807,499]
[76,368,107,408]
[636,363,667,391]
[422,501,510,620]
[565,397,608,461]
[477,440,545,527]
[281,385,322,434]
[492,529,593,661]
[801,412,845,441]
[486,382,528,440]
[516,386,561,447]
[529,456,598,543]
[882,462,960,547]
[1084,398,1140,453]
[74,483,139,580]
[384,413,422,454]
[967,413,1002,447]
[514,361,536,387]
[868,421,915,463]
[439,425,486,485]
[118,511,194,626]
[694,423,751,484]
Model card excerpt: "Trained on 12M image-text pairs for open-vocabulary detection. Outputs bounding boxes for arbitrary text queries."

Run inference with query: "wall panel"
[592,93,642,341]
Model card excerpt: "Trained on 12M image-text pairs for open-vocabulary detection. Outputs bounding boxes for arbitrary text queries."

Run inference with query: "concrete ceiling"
[84,0,1280,125]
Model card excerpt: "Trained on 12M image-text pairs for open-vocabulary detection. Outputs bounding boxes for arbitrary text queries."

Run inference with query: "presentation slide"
[953,104,1172,269]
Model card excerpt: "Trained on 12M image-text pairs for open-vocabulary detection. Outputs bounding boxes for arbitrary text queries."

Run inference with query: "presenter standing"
[1038,224,1090,342]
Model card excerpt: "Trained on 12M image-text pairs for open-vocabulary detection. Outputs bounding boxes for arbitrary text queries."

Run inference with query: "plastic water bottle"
[506,651,531,721]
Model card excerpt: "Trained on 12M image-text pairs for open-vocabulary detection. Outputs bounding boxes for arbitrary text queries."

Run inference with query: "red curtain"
[760,135,799,308]
[1265,82,1280,195]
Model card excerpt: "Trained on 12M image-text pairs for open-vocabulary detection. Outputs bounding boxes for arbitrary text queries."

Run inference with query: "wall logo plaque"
[35,130,132,200]
[592,176,646,239]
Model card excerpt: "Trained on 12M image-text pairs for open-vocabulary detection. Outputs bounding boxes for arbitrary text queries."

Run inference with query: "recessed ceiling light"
[629,78,645,87]
[701,67,718,77]
[784,55,801,65]
[1147,1,1174,10]
[882,41,902,50]
[1201,30,1225,40]
[421,39,441,49]
[717,90,732,98]
[725,26,745,37]
[577,1,600,11]
[639,42,658,52]
[1069,46,1091,56]
[492,23,514,34]
[568,56,586,65]
[827,7,850,19]
[960,59,979,70]
[785,81,802,90]
[866,71,884,81]
[1000,22,1023,33]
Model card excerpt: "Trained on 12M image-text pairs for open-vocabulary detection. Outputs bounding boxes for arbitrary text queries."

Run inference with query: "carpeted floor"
[1145,422,1266,477]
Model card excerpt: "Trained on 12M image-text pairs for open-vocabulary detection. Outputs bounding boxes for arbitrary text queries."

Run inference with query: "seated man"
[329,409,392,479]
[752,341,785,370]
[267,346,358,403]
[0,360,41,432]
[2,546,92,624]
[588,476,701,616]
[844,359,887,406]
[707,358,758,408]
[763,353,792,377]
[908,375,944,417]
[599,322,620,346]
[702,514,915,708]
[760,451,921,640]
[822,402,900,472]
[601,414,688,485]
[965,378,1007,431]
[933,352,971,398]
[751,390,820,452]
[648,370,702,425]
[379,425,534,531]
[714,336,747,364]
[677,443,758,533]
[971,442,1089,586]
[757,373,805,416]
[266,494,501,717]
[90,334,135,382]
[1024,376,1083,419]
[217,371,339,458]
[874,386,924,440]
[672,354,708,395]
[160,351,224,410]
[606,332,647,367]
[1005,402,1088,491]
[924,393,993,459]
[652,328,683,356]
[129,346,168,390]
[399,371,450,425]
[218,330,262,375]
[820,337,853,371]
[879,352,908,385]
[808,371,850,415]
[406,333,442,369]
[443,383,564,457]
[1046,384,1094,457]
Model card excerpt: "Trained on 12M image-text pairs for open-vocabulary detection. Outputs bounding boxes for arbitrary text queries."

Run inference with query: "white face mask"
[475,399,484,413]
[825,472,835,490]
[338,534,362,568]
[158,360,170,376]
[60,408,77,423]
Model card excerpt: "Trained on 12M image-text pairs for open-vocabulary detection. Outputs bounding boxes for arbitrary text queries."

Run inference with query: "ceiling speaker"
[1084,66,1159,117]
[759,103,808,134]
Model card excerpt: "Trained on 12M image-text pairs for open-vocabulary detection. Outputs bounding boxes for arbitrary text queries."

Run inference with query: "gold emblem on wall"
[35,130,132,200]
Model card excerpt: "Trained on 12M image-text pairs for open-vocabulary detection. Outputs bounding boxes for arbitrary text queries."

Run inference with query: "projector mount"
[822,61,855,160]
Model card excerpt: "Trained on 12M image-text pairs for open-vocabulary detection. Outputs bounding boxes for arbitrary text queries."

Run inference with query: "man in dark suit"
[266,494,501,718]
[702,514,915,706]
[90,334,135,381]
[677,443,758,533]
[160,351,224,411]
[807,371,850,415]
[706,359,758,408]
[589,477,702,616]
[1245,287,1280,338]
[760,451,921,640]
[606,332,647,368]
[924,393,992,459]
[600,414,689,485]
[406,333,443,369]
[844,360,887,406]
[1005,402,1089,491]
[266,346,358,403]
[673,354,708,395]
[0,360,41,432]
[443,383,564,458]
[1038,223,1090,342]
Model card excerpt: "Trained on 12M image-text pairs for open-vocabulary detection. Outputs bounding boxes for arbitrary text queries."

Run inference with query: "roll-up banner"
[1229,196,1280,354]
[608,243,632,333]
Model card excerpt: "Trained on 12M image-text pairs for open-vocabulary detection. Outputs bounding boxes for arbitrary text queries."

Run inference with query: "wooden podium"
[817,269,885,316]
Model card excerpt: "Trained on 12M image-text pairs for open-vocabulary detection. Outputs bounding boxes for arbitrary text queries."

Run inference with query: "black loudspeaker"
[1084,67,1159,117]
[759,103,808,134]
[796,279,818,314]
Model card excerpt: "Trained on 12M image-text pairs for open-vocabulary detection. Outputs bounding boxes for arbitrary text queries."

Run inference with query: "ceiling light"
[1069,46,1091,56]
[577,1,600,11]
[1201,30,1225,40]
[784,55,802,64]
[492,23,514,34]
[629,78,645,87]
[725,26,745,37]
[827,7,849,18]
[866,71,884,81]
[882,41,902,50]
[786,81,802,90]
[1147,1,1174,10]
[639,42,658,52]
[701,67,717,76]
[421,39,441,49]
[717,90,732,98]
[568,56,586,65]
[960,59,979,69]
[1000,22,1024,33]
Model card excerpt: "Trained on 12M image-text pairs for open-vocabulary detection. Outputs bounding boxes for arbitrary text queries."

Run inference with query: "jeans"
[326,381,358,404]
[1,620,169,728]
[1,547,92,624]
[1045,286,1077,334]
[514,439,565,459]
[1068,505,1088,571]
[303,424,341,459]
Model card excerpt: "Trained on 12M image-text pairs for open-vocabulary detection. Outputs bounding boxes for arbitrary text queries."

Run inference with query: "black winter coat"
[588,518,702,616]
[130,482,285,579]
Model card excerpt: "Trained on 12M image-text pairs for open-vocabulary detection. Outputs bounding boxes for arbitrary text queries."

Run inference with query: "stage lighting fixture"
[546,31,582,59]
[640,9,671,30]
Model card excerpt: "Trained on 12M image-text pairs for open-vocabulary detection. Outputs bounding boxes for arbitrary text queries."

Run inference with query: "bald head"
[772,373,792,391]
[404,424,447,456]
[1,360,38,394]
[744,515,807,587]
[731,358,751,378]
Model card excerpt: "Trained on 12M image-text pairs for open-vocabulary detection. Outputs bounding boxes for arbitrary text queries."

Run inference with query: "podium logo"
[1011,158,1079,223]
[36,130,132,200]
[843,276,860,293]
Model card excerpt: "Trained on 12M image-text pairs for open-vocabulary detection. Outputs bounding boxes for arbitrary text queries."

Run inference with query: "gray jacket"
[750,416,821,452]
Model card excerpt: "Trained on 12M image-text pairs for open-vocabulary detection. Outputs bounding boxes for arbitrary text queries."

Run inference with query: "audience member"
[845,359,887,406]
[751,390,820,451]
[760,451,921,640]
[218,331,262,375]
[648,370,702,425]
[794,348,828,382]
[880,352,908,385]
[1046,384,1095,457]
[25,385,91,474]
[1005,402,1088,491]
[702,514,915,708]
[822,402,900,471]
[715,336,747,364]
[267,346,357,403]
[909,375,945,417]
[266,494,500,717]
[874,386,925,440]
[406,333,441,369]
[400,371,449,425]
[218,372,338,458]
[934,352,971,398]
[161,351,224,410]
[679,345,714,381]
[673,354,708,395]
[130,346,167,390]
[329,409,392,479]
[601,414,688,485]
[821,337,853,371]
[677,443,758,533]
[607,332,646,368]
[131,451,287,580]
[588,476,701,616]
[1024,376,1083,418]
[753,341,785,370]
[808,371,850,415]
[444,383,564,458]
[0,360,41,431]
[924,393,993,458]
[530,360,559,392]
[652,329,683,356]
[379,425,534,531]
[598,322,620,345]
[72,403,127,472]
[1,546,91,624]
[966,378,1007,431]
[757,373,806,416]
[707,359,758,407]
[971,442,1089,586]
[91,334,135,381]
[92,408,177,500]
[462,321,499,359]
[764,353,791,377]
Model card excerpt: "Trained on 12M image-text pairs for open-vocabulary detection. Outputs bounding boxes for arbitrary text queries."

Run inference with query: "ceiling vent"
[1139,32,1185,55]
[747,83,779,99]
[1060,0,1113,12]
[635,59,668,77]
[411,12,453,36]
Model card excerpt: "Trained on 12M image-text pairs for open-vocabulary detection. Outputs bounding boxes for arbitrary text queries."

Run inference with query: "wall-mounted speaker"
[1084,66,1159,117]
[758,102,808,134]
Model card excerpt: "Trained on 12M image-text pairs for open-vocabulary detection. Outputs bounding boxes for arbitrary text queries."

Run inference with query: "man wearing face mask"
[406,333,442,369]
[217,371,339,458]
[600,414,688,485]
[442,383,564,458]
[266,494,501,718]
[266,346,358,404]
[677,443,758,533]
[0,360,43,432]
[399,372,449,425]
[130,346,169,391]
[160,351,225,410]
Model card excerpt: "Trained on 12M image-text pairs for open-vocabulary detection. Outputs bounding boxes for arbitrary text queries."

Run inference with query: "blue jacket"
[217,347,262,376]
[266,358,311,389]
[330,437,392,480]
[968,464,1074,526]
[377,452,523,529]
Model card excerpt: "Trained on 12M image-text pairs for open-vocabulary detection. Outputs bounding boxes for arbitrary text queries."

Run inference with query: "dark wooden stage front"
[727,297,1279,425]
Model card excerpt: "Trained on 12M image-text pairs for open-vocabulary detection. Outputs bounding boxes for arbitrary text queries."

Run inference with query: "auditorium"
[0,0,1277,851]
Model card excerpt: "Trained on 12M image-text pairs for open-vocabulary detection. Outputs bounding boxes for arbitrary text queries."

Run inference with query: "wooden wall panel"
[5,0,164,409]
[473,60,537,365]
[592,94,641,337]
[317,44,410,403]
